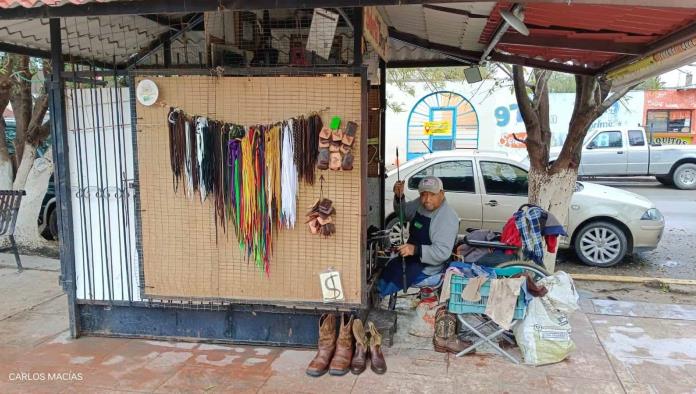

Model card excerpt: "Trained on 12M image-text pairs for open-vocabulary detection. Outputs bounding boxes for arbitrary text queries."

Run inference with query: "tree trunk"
[0,75,13,189]
[528,167,578,272]
[12,143,36,190]
[9,54,32,168]
[14,147,53,248]
[0,118,12,189]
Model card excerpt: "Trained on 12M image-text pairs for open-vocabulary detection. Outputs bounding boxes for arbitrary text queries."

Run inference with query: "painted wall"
[386,81,644,166]
[644,89,696,145]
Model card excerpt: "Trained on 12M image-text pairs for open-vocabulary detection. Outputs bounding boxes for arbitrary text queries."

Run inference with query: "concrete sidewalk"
[2,254,696,393]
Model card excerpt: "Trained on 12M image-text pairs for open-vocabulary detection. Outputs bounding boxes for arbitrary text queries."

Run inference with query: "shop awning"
[0,0,695,80]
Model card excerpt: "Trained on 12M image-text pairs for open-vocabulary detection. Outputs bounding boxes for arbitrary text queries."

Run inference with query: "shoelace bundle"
[280,121,298,228]
[166,110,328,275]
[167,108,186,192]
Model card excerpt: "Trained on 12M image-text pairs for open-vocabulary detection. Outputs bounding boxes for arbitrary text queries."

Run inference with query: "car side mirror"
[587,142,596,150]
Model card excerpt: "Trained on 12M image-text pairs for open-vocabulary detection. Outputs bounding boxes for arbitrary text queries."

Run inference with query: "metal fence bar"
[49,17,79,337]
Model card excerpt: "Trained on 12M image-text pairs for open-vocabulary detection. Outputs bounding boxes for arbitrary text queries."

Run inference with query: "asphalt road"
[556,180,696,280]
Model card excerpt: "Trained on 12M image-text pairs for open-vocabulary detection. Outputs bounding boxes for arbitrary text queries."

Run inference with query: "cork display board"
[135,75,364,304]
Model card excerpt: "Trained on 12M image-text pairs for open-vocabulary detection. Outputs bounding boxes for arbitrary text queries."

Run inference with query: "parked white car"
[385,151,665,267]
[549,127,696,190]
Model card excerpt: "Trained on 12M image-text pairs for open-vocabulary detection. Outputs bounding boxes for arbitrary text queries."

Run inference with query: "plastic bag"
[408,300,439,337]
[538,271,579,314]
[513,297,575,365]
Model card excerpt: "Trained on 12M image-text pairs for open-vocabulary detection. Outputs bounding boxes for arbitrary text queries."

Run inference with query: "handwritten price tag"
[319,270,344,302]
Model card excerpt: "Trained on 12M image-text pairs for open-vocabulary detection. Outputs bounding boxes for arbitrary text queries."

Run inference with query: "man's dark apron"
[378,212,433,297]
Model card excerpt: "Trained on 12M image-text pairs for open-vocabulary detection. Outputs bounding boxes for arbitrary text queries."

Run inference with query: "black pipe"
[48,18,80,337]
[69,66,92,300]
[379,58,386,229]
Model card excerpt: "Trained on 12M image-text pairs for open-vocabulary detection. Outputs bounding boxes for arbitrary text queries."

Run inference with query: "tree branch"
[26,94,49,146]
[596,82,640,117]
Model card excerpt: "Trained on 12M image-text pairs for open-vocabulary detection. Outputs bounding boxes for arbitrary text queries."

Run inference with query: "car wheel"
[574,221,627,267]
[385,216,409,247]
[672,163,696,190]
[655,175,673,186]
[48,208,59,241]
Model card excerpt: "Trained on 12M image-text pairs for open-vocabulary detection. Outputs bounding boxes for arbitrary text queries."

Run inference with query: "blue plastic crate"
[448,274,526,320]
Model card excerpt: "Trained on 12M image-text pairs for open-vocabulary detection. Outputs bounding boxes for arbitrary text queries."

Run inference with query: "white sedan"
[384,151,665,267]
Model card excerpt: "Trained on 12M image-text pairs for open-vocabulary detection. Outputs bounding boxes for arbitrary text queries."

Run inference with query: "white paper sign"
[320,270,344,302]
[306,8,339,60]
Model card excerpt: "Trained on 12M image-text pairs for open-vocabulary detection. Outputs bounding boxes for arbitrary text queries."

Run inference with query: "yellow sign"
[363,7,389,60]
[424,121,452,135]
[652,134,693,145]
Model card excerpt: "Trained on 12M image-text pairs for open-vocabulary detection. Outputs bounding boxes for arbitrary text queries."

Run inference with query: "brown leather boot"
[434,308,456,340]
[367,321,387,374]
[433,335,475,354]
[306,314,336,377]
[350,319,368,375]
[329,314,354,376]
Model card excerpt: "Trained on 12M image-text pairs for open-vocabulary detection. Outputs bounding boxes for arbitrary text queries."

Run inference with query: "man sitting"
[378,176,460,298]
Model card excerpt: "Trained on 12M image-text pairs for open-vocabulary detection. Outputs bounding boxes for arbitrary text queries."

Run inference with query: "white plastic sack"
[408,300,439,337]
[513,297,575,365]
[538,271,579,314]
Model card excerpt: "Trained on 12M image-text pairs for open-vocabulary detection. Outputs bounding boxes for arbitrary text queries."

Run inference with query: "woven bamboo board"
[135,75,363,304]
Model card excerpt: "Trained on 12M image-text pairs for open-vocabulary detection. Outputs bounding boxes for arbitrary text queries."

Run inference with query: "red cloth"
[501,217,521,254]
[545,235,558,253]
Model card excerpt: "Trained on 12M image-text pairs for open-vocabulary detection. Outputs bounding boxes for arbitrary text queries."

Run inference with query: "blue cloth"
[378,210,438,297]
[448,261,497,279]
[378,256,438,297]
[514,206,545,266]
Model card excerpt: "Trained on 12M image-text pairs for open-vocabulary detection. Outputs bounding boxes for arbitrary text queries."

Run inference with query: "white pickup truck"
[550,127,696,189]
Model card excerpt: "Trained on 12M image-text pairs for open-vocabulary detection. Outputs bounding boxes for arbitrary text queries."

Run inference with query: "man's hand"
[393,180,405,198]
[398,243,415,257]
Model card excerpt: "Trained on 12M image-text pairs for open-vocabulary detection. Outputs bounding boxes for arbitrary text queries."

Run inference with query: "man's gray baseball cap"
[418,176,444,194]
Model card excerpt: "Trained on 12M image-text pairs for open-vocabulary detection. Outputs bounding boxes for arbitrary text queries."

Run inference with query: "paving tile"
[260,349,357,394]
[0,269,62,320]
[592,300,696,322]
[448,354,550,390]
[0,311,68,347]
[622,382,696,394]
[13,333,130,371]
[74,339,190,391]
[589,314,696,386]
[155,365,268,394]
[546,376,624,394]
[352,371,455,394]
[383,353,448,377]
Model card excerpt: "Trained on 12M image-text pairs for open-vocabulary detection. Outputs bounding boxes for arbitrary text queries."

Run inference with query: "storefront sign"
[364,6,389,60]
[652,135,693,145]
[607,38,696,86]
[423,121,452,135]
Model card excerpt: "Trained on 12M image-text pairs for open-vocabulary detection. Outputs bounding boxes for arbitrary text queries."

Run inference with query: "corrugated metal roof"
[0,0,114,9]
[381,2,496,52]
[480,2,696,67]
[0,15,170,64]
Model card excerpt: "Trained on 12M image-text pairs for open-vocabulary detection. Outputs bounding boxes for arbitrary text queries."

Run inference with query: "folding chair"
[0,190,26,271]
[447,270,527,364]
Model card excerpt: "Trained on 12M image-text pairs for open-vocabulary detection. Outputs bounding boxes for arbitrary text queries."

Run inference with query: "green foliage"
[634,76,663,90]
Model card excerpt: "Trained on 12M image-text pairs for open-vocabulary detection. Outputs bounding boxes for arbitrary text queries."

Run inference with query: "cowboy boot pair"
[433,308,474,354]
[350,319,387,375]
[306,313,354,377]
